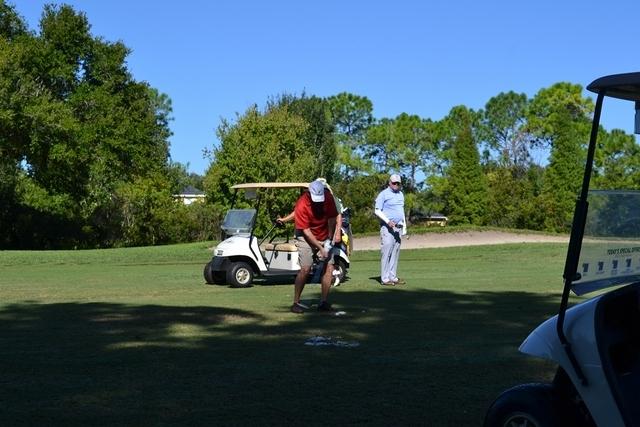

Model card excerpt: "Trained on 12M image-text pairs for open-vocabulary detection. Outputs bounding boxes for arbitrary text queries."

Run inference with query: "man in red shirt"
[291,179,340,313]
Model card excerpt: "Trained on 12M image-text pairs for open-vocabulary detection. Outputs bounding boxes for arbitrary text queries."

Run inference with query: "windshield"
[221,209,256,235]
[572,190,640,295]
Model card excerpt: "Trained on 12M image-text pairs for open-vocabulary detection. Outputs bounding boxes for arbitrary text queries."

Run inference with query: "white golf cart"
[484,72,640,427]
[203,182,350,288]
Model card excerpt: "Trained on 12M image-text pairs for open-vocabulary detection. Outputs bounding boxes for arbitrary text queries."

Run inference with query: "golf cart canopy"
[230,182,310,202]
[231,182,309,190]
[587,72,640,101]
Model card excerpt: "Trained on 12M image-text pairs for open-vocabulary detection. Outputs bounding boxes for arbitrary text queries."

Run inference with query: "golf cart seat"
[264,242,297,252]
[595,282,640,425]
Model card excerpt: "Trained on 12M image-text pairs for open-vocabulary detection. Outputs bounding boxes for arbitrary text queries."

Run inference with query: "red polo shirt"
[294,190,338,241]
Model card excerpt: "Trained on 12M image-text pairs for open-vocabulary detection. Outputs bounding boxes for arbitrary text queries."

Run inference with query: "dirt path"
[353,230,568,251]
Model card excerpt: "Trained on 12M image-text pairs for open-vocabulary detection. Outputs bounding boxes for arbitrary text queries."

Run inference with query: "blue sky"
[16,1,640,175]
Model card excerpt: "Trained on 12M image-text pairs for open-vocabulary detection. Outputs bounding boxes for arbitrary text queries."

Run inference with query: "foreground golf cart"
[203,182,350,288]
[484,73,640,427]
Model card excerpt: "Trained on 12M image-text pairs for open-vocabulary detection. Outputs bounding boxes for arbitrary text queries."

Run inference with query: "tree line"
[0,2,214,249]
[2,2,639,249]
[204,85,638,236]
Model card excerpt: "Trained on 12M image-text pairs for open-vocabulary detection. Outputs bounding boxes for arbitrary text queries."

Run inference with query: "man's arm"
[375,208,396,228]
[302,228,327,259]
[374,190,396,228]
[277,210,295,224]
[329,215,341,244]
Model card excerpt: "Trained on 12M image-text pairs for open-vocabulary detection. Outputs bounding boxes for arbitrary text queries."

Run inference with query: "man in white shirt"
[374,174,407,286]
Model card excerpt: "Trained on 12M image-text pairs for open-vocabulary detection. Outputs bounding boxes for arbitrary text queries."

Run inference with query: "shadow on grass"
[0,288,560,426]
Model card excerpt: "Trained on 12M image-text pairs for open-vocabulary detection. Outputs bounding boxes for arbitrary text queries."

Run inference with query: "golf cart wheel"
[227,262,253,288]
[335,259,347,281]
[204,262,215,284]
[203,262,227,285]
[484,383,561,427]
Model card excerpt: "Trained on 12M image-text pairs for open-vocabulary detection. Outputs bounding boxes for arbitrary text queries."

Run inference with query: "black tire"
[204,261,227,286]
[334,258,348,281]
[213,272,227,285]
[203,261,215,284]
[226,262,253,288]
[484,383,564,427]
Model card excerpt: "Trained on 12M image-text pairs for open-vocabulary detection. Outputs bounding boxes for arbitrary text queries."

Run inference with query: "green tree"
[332,173,388,233]
[115,174,176,247]
[432,105,482,169]
[326,92,374,179]
[592,128,640,190]
[166,161,204,194]
[485,165,543,229]
[0,156,20,246]
[270,93,336,181]
[391,113,434,189]
[166,202,222,243]
[365,113,435,190]
[442,109,488,225]
[365,118,396,171]
[527,83,593,232]
[0,1,27,40]
[0,3,174,248]
[203,104,315,232]
[478,92,544,229]
[480,91,533,170]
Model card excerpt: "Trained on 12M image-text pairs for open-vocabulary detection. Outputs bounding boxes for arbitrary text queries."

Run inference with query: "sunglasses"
[391,181,401,185]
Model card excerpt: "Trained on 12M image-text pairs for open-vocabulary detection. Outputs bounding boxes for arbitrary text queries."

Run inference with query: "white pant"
[380,225,401,283]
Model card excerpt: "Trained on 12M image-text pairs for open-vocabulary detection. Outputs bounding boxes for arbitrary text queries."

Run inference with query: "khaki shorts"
[294,236,335,268]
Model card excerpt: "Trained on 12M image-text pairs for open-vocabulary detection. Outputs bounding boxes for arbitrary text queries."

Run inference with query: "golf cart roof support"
[247,189,264,263]
[557,92,605,387]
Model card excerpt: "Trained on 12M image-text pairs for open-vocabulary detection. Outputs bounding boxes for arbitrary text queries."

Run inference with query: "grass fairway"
[0,241,584,426]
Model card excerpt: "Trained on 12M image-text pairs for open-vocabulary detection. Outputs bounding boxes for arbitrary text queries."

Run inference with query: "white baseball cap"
[309,179,325,202]
[389,174,401,183]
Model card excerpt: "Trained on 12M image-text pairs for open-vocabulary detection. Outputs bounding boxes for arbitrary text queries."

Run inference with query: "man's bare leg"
[320,264,333,302]
[294,266,310,303]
